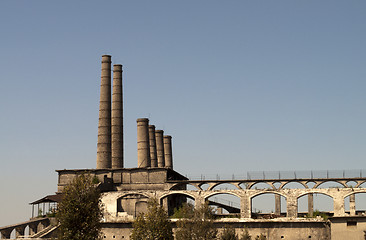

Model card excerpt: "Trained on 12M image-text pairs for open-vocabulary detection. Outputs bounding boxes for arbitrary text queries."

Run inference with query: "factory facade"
[2,55,366,240]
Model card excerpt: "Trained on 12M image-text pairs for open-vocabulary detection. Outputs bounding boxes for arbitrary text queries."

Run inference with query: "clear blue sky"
[1,1,365,226]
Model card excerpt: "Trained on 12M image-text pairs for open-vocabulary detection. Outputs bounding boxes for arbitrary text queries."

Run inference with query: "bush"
[130,199,173,240]
[57,174,103,240]
[220,226,238,240]
[175,202,217,240]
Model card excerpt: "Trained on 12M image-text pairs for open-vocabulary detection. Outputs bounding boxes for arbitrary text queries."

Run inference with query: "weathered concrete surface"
[148,125,157,167]
[308,193,314,217]
[136,118,150,168]
[99,218,330,240]
[155,130,165,167]
[163,135,173,169]
[56,168,187,192]
[100,187,366,221]
[330,216,366,240]
[349,193,356,216]
[97,55,112,169]
[111,64,123,169]
[275,194,281,215]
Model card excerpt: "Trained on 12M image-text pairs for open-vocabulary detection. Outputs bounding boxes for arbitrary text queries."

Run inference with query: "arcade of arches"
[102,178,366,219]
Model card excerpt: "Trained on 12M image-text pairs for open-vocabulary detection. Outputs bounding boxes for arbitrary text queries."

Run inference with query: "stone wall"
[100,219,330,240]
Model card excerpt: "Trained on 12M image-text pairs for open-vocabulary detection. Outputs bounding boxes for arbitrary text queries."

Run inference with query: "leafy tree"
[175,202,218,240]
[220,226,238,240]
[57,174,103,240]
[172,202,195,218]
[130,199,173,240]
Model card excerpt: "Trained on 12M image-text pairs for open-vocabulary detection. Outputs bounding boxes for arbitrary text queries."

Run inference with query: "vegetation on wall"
[306,210,329,220]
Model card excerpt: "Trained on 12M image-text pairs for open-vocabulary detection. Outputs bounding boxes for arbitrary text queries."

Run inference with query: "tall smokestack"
[96,55,112,169]
[112,64,123,169]
[155,130,165,167]
[137,118,151,168]
[149,125,158,167]
[164,135,173,169]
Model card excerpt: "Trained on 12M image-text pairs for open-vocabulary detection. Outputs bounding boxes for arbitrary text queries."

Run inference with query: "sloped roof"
[30,194,63,205]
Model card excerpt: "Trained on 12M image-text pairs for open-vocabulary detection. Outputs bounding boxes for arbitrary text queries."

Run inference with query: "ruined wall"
[330,217,366,240]
[100,220,330,240]
[56,168,187,192]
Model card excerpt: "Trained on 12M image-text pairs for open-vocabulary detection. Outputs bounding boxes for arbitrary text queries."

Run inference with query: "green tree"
[172,202,195,218]
[220,226,238,240]
[57,174,103,240]
[175,202,218,240]
[130,199,173,240]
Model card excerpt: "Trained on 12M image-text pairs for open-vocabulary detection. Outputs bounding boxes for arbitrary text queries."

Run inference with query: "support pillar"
[137,118,150,167]
[286,195,298,218]
[0,229,12,239]
[15,226,26,238]
[275,194,281,215]
[333,195,345,217]
[308,193,314,217]
[149,125,158,167]
[350,194,356,216]
[97,55,112,169]
[29,223,38,236]
[163,135,173,169]
[195,196,205,211]
[241,194,251,218]
[112,64,123,169]
[155,130,165,167]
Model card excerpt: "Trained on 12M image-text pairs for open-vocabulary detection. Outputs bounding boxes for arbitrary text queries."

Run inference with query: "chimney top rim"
[136,118,149,122]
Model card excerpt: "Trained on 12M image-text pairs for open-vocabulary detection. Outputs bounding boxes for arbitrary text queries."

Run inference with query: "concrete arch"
[305,181,316,189]
[272,182,282,190]
[115,192,153,200]
[158,191,198,202]
[239,182,249,189]
[344,189,366,198]
[197,182,211,190]
[344,192,366,215]
[345,181,358,188]
[249,182,275,190]
[208,182,240,191]
[297,191,334,200]
[205,192,241,215]
[250,191,288,200]
[169,183,199,191]
[203,191,242,200]
[159,192,198,216]
[250,191,287,217]
[116,193,150,216]
[314,180,347,189]
[356,180,366,188]
[280,181,307,190]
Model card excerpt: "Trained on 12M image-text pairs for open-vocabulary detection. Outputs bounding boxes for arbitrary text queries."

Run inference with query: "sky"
[0,1,366,226]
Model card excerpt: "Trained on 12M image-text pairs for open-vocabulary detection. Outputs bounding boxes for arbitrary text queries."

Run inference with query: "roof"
[30,194,63,205]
